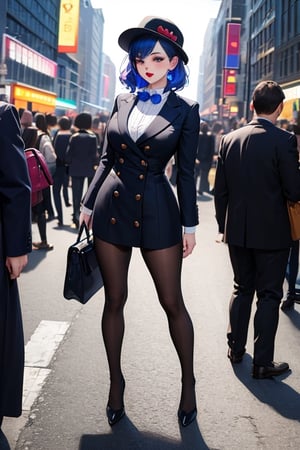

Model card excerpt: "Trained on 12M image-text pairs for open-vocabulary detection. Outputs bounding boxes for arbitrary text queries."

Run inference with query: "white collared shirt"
[128,88,169,142]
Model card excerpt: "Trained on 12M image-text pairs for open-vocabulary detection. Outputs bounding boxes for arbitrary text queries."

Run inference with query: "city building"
[199,0,300,126]
[200,0,247,127]
[1,0,59,112]
[274,0,300,123]
[0,0,116,117]
[75,1,104,114]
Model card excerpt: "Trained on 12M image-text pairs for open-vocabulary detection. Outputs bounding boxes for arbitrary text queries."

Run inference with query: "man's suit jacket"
[83,91,200,249]
[214,118,300,250]
[65,129,98,178]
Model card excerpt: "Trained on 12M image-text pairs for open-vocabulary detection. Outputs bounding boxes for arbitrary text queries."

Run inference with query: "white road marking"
[23,320,70,410]
[25,320,70,368]
[22,367,51,411]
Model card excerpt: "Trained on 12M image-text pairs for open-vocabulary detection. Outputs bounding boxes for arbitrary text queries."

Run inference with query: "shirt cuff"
[81,205,93,215]
[184,226,196,234]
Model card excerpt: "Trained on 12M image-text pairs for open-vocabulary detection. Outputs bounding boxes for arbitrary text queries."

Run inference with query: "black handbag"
[63,222,103,304]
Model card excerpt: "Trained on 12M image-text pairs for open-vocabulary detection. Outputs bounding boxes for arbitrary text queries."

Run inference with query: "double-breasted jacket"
[83,91,200,249]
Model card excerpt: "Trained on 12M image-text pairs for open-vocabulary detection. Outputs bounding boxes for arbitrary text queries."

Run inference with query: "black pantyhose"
[94,238,196,413]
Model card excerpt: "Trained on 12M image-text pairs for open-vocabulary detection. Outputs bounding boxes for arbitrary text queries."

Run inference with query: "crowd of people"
[194,113,300,312]
[18,109,109,250]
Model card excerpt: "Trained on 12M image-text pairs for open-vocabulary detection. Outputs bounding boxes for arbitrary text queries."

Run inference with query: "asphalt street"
[2,190,300,450]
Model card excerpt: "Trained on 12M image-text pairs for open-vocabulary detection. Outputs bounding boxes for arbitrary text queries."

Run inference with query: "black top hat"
[118,16,188,64]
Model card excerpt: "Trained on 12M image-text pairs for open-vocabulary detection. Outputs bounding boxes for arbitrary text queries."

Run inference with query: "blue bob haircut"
[119,37,189,93]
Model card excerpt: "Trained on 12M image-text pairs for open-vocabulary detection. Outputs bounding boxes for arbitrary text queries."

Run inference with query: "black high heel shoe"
[106,377,125,426]
[178,377,197,427]
[178,407,197,427]
[106,404,125,426]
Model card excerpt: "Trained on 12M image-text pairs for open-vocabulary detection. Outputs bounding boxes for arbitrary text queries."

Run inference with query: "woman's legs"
[141,243,196,413]
[42,186,55,219]
[71,176,84,227]
[52,168,63,225]
[32,200,47,242]
[63,170,71,206]
[199,163,211,194]
[282,240,300,310]
[94,238,132,410]
[287,240,299,296]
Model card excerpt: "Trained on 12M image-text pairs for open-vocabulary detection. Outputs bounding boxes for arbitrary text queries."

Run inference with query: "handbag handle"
[76,222,92,244]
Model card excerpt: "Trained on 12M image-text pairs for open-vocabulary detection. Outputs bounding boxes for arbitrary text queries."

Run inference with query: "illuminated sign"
[58,0,80,53]
[56,98,77,109]
[223,69,237,96]
[12,84,56,107]
[224,23,241,69]
[4,34,57,77]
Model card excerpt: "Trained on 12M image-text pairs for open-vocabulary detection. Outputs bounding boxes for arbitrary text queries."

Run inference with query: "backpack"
[25,148,53,206]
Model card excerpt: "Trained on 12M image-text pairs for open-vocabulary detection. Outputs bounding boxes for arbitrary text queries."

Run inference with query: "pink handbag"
[25,148,53,206]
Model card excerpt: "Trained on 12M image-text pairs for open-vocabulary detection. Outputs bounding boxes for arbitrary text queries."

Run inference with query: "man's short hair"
[252,80,285,115]
[74,112,92,130]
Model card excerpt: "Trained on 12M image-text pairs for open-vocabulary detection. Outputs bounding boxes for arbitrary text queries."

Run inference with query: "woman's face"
[135,41,178,89]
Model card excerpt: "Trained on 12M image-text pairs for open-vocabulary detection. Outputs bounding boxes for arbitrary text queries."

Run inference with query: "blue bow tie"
[137,91,162,104]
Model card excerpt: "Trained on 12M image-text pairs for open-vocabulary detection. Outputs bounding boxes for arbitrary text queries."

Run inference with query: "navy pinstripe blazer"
[83,91,200,249]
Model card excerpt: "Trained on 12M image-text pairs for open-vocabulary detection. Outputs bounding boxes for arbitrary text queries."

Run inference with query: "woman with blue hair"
[80,16,199,428]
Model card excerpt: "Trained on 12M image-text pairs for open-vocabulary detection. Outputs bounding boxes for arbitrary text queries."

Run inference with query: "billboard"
[58,0,80,53]
[4,34,57,77]
[224,23,241,69]
[223,69,237,96]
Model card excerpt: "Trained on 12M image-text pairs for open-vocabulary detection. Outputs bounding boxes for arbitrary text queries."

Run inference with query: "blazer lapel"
[137,91,182,144]
[116,91,182,147]
[117,93,138,148]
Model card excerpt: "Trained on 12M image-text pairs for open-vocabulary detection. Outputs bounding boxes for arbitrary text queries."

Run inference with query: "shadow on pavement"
[79,415,210,450]
[232,354,300,421]
[22,248,47,271]
[282,308,300,331]
[197,194,213,202]
[52,223,79,233]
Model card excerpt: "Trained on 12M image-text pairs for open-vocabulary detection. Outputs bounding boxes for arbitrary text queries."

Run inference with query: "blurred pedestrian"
[80,16,199,428]
[22,126,54,251]
[214,80,300,378]
[281,123,300,310]
[91,116,102,160]
[34,113,56,221]
[194,121,215,195]
[45,113,58,140]
[20,109,33,131]
[65,112,98,229]
[209,121,225,196]
[52,116,72,226]
[281,240,300,310]
[0,102,32,449]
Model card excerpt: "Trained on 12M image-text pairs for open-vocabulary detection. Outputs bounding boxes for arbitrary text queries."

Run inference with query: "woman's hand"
[6,255,28,279]
[183,233,196,258]
[215,233,224,243]
[79,212,93,230]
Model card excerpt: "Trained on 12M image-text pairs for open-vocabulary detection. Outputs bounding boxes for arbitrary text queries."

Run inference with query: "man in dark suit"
[194,121,215,195]
[0,102,32,448]
[214,80,300,379]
